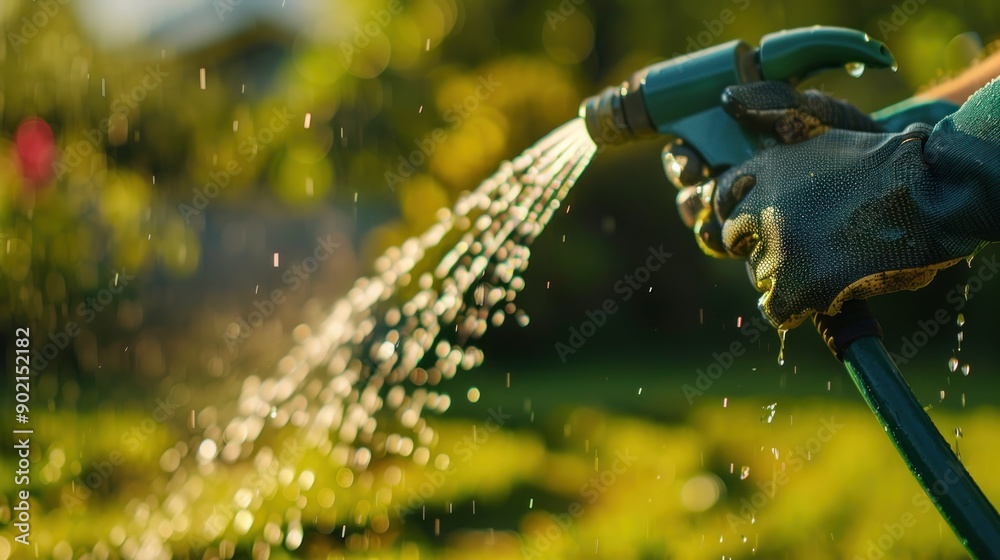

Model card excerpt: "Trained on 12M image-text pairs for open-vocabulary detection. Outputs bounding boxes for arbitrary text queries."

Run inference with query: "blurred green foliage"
[3,390,1000,558]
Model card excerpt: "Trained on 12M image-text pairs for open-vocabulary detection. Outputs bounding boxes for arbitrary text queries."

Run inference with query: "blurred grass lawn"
[2,358,995,559]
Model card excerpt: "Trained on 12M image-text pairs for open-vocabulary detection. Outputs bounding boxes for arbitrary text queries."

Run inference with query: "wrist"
[924,78,1000,243]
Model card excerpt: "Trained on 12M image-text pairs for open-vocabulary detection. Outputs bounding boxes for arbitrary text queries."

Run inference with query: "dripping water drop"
[845,62,866,77]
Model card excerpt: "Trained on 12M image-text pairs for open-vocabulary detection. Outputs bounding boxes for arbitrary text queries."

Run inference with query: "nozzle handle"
[759,26,896,82]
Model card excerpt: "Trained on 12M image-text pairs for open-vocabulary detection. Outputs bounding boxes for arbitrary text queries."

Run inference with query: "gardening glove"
[672,79,1000,330]
[671,83,886,257]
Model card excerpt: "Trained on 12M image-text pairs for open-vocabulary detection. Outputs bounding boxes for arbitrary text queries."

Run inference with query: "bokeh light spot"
[541,12,595,65]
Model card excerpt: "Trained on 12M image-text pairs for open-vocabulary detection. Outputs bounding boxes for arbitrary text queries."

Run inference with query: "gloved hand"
[670,82,886,258]
[670,79,1000,330]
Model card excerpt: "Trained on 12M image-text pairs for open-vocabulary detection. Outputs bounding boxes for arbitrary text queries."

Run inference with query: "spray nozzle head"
[580,72,656,149]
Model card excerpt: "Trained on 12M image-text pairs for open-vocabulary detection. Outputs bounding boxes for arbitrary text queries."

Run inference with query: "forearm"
[916,48,1000,105]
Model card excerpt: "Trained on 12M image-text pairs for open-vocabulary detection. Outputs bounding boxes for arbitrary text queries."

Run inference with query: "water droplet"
[890,62,899,72]
[845,62,866,78]
[961,364,971,376]
[955,427,963,439]
[740,466,750,480]
[336,467,355,488]
[777,328,787,365]
[948,357,959,372]
[516,311,530,327]
[761,402,777,424]
[956,313,965,327]
[376,340,395,361]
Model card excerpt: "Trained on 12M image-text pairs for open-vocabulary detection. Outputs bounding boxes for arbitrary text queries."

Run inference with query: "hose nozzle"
[580,39,759,161]
[579,26,897,168]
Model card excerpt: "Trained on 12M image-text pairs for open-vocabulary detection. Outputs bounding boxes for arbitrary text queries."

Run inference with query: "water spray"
[577,25,1000,556]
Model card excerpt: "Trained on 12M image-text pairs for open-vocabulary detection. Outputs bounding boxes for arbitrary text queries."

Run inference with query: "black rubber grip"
[813,299,884,361]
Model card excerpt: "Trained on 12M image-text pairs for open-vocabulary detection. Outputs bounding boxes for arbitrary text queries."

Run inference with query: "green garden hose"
[817,300,1000,557]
